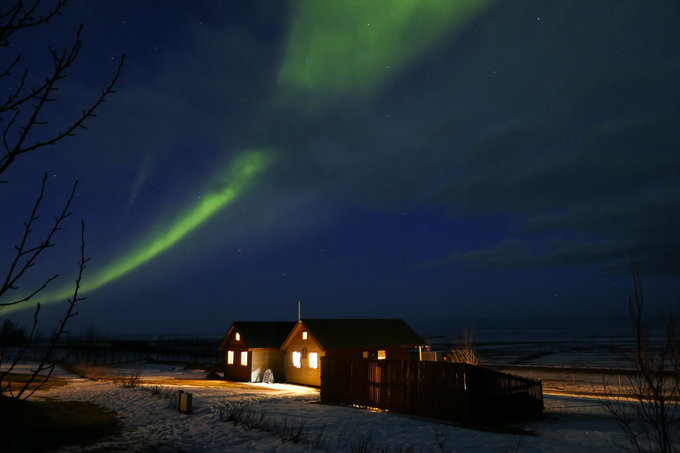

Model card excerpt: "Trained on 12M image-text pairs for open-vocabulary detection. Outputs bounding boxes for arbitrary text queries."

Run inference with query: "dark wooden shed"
[219,321,295,382]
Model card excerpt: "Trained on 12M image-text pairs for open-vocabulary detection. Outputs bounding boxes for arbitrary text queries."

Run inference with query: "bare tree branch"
[17,220,88,399]
[600,263,679,453]
[0,173,76,306]
[0,0,68,46]
[0,1,125,178]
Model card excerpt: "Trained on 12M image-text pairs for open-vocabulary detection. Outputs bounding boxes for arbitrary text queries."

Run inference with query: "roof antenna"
[298,299,301,322]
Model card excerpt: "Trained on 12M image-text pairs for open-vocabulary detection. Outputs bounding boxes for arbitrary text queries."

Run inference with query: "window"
[302,331,308,340]
[227,350,234,365]
[377,350,386,360]
[240,351,248,366]
[308,352,318,369]
[235,332,240,341]
[292,351,301,368]
[362,351,368,359]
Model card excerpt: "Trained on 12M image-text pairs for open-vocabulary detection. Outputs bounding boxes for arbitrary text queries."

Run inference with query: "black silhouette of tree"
[602,264,679,453]
[0,0,124,399]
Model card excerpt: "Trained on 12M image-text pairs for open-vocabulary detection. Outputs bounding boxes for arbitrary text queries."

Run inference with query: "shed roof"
[293,318,426,349]
[220,321,296,350]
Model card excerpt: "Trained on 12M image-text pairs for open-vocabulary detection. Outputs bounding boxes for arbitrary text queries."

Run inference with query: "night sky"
[2,1,679,336]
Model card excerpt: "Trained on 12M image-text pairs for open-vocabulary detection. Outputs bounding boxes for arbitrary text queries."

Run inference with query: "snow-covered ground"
[11,362,632,452]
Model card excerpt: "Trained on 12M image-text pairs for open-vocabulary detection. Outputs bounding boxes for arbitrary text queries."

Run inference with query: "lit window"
[377,350,386,360]
[241,351,248,366]
[309,352,318,369]
[227,350,234,365]
[302,331,308,340]
[235,332,240,341]
[292,351,301,368]
[362,351,368,359]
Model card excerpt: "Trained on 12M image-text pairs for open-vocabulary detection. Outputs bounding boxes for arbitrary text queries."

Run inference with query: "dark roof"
[300,318,425,349]
[222,321,296,349]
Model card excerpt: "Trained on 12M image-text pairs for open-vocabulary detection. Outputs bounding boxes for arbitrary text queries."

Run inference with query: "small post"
[176,390,183,411]
[181,392,192,414]
[298,300,301,321]
[177,390,192,414]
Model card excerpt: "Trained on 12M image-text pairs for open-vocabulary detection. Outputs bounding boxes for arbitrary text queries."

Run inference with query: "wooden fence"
[320,358,543,423]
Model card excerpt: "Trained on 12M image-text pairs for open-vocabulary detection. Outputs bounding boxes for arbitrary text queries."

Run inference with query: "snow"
[14,362,632,452]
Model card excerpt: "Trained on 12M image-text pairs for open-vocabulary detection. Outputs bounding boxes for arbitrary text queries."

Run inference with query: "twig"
[17,220,88,399]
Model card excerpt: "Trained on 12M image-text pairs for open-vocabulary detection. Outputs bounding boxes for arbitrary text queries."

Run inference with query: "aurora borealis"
[38,150,270,307]
[277,0,494,103]
[1,1,679,335]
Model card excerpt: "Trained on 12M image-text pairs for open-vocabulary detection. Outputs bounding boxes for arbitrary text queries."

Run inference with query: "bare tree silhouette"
[601,264,679,453]
[0,0,124,399]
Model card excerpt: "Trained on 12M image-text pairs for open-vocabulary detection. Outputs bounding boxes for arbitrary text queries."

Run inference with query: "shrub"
[120,371,142,388]
[450,327,479,365]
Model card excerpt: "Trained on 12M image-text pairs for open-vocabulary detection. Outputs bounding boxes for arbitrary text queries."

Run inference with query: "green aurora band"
[277,0,495,105]
[1,150,270,314]
[3,2,495,314]
[85,150,270,290]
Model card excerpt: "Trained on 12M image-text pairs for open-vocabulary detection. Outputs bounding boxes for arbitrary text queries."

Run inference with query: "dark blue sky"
[2,1,679,336]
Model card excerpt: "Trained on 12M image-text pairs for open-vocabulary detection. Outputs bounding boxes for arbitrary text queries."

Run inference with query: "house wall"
[223,346,286,383]
[250,348,284,383]
[222,333,251,382]
[223,349,251,381]
[283,325,324,387]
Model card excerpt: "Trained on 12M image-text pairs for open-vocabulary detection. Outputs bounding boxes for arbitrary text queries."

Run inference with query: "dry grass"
[219,401,313,445]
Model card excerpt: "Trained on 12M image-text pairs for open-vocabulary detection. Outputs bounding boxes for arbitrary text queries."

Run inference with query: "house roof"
[220,321,296,350]
[292,318,426,349]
